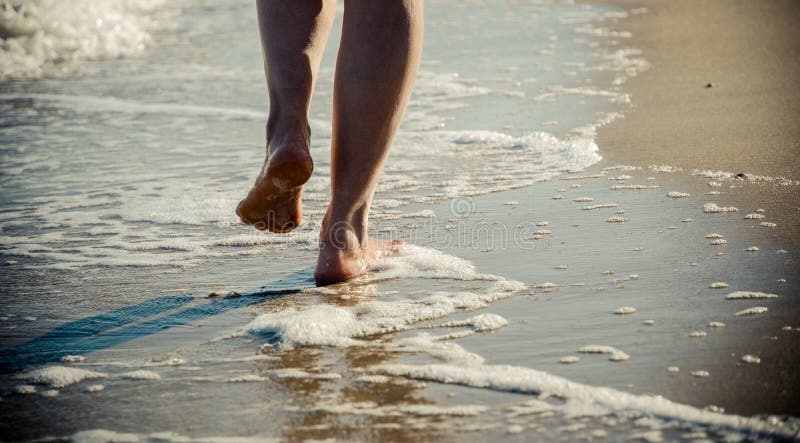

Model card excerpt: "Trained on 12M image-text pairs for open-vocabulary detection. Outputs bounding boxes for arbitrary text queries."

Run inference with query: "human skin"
[236,0,423,284]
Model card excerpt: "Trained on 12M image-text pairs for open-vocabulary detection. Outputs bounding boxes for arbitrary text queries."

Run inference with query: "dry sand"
[588,0,800,245]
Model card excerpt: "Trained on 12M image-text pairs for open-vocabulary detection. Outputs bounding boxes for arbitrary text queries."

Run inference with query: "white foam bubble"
[0,0,170,79]
[582,203,618,210]
[560,356,580,364]
[741,355,761,364]
[435,313,508,332]
[735,307,768,316]
[85,384,105,392]
[667,191,690,198]
[614,307,637,315]
[709,282,729,289]
[610,184,659,190]
[20,366,106,388]
[703,203,738,214]
[120,370,161,380]
[578,345,630,361]
[725,291,778,300]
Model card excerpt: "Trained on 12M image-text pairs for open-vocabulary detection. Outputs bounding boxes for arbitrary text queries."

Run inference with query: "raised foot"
[236,141,313,233]
[314,237,404,285]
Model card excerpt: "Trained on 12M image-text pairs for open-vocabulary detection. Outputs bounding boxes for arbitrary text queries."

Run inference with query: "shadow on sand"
[0,268,315,373]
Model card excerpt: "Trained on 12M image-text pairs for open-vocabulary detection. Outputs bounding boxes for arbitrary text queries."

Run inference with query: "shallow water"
[1,0,798,442]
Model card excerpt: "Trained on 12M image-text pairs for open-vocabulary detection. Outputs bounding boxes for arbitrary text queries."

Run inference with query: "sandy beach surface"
[1,0,798,441]
[590,0,800,245]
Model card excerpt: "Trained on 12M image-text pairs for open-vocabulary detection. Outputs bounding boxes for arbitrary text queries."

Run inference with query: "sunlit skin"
[236,0,422,284]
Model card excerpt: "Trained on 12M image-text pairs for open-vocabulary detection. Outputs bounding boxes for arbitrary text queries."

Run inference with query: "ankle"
[321,211,369,252]
[266,115,310,150]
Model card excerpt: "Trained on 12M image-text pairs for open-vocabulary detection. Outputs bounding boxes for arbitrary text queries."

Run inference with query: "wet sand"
[585,0,800,246]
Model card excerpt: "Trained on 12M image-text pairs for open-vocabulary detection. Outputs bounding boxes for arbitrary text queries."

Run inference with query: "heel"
[266,148,313,190]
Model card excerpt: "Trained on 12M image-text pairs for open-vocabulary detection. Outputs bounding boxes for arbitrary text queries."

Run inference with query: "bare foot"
[314,218,403,285]
[236,137,313,233]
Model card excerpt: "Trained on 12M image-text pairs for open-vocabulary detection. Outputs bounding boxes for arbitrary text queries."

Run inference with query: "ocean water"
[0,0,645,271]
[5,1,798,442]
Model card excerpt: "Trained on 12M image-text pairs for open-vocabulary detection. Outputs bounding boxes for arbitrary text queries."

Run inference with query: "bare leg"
[237,0,334,233]
[315,0,423,284]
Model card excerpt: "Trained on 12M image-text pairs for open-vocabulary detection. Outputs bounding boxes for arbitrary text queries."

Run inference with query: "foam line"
[0,93,266,120]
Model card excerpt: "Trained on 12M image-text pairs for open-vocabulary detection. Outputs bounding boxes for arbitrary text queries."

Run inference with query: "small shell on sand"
[606,216,628,223]
[667,366,680,373]
[555,265,568,270]
[552,195,563,200]
[691,371,710,378]
[559,356,580,364]
[708,321,726,328]
[703,203,738,213]
[741,354,761,364]
[667,191,690,198]
[614,307,637,315]
[602,270,614,275]
[689,331,707,338]
[735,306,768,316]
[709,282,729,289]
[725,291,778,300]
[642,319,655,325]
[682,218,693,223]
